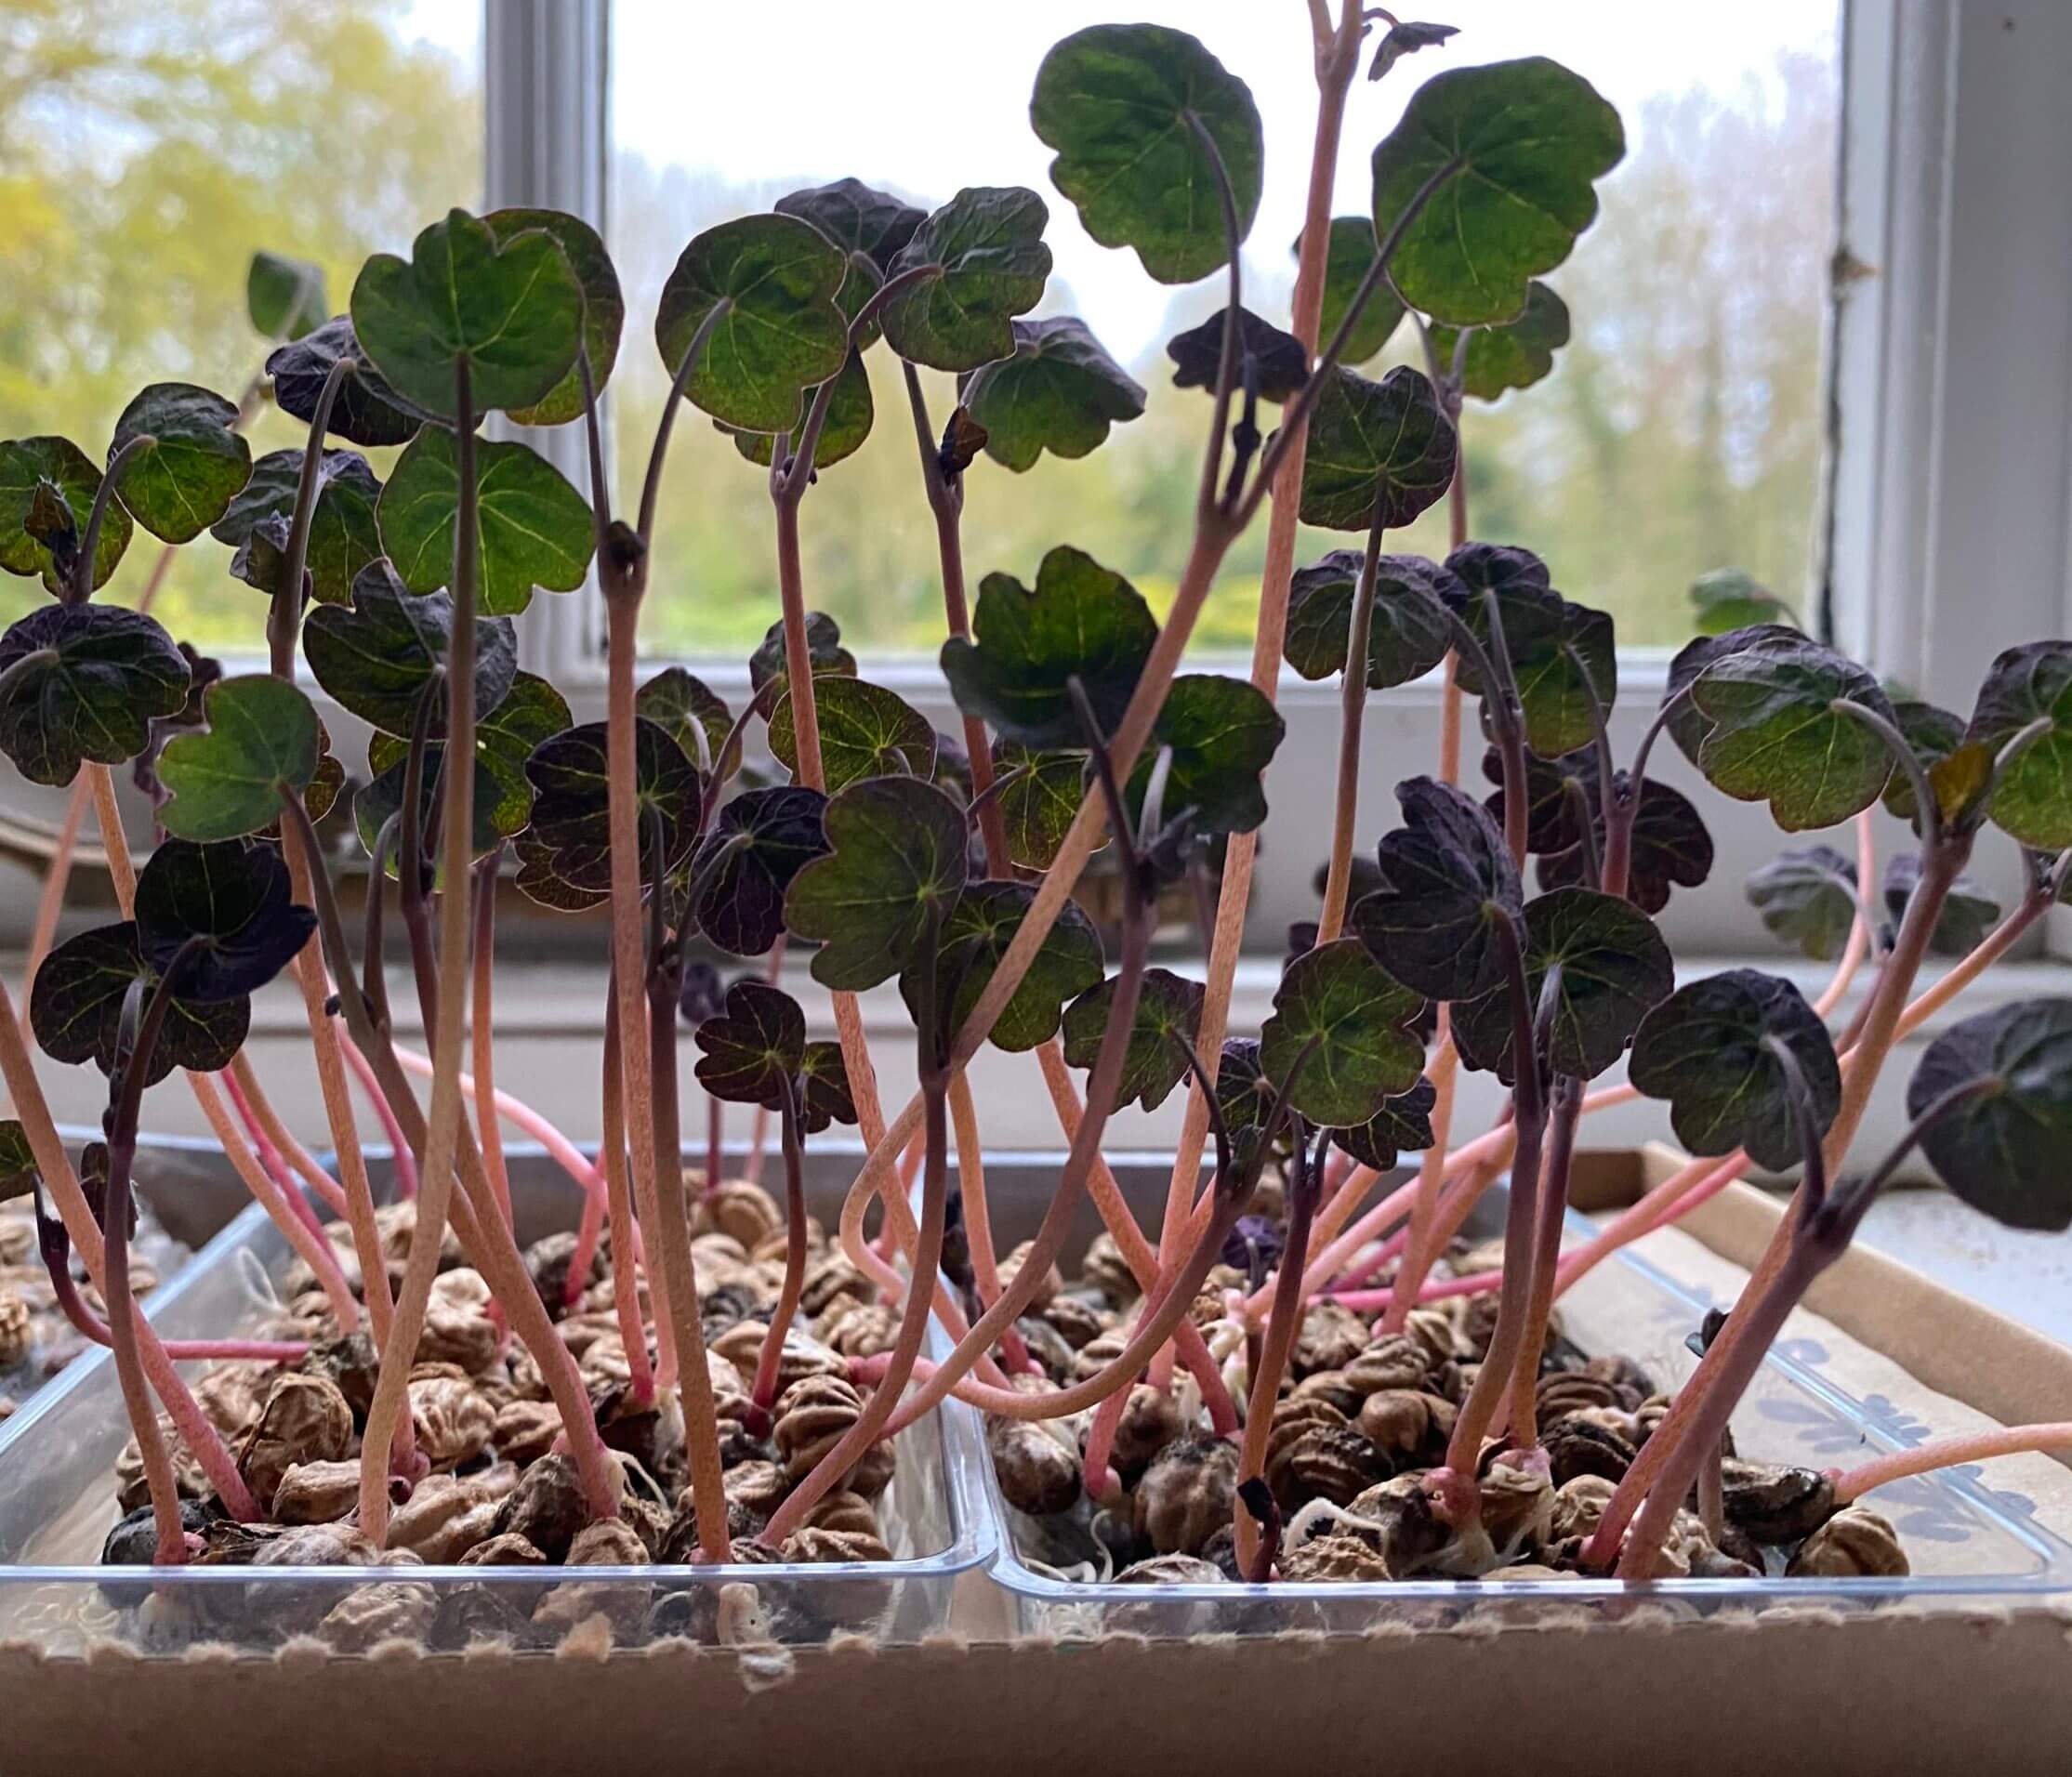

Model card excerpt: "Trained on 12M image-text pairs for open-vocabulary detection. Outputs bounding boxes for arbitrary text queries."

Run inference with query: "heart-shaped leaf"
[210,448,382,607]
[1692,637,1896,830]
[378,428,595,617]
[1909,999,2072,1231]
[992,743,1089,871]
[942,545,1157,747]
[722,349,875,469]
[29,921,247,1085]
[1430,283,1571,401]
[1128,673,1285,836]
[775,178,927,277]
[1337,1076,1439,1172]
[785,776,970,991]
[654,214,850,432]
[0,436,132,593]
[1309,217,1407,366]
[1539,775,1715,915]
[1061,967,1206,1112]
[771,676,936,793]
[798,1042,858,1134]
[1299,366,1458,532]
[749,612,857,699]
[1663,622,1804,770]
[247,251,328,342]
[1746,846,1862,962]
[1260,938,1426,1127]
[1451,888,1673,1084]
[1882,699,1969,829]
[689,785,829,958]
[880,187,1053,373]
[962,317,1145,469]
[133,839,316,1002]
[1883,853,2001,958]
[693,980,809,1111]
[264,317,423,449]
[483,207,624,425]
[522,718,700,896]
[1370,57,1624,326]
[1032,24,1263,285]
[1166,307,1307,402]
[1511,602,1617,761]
[1630,969,1841,1172]
[0,603,190,787]
[1968,641,2072,849]
[1690,567,1797,638]
[1284,549,1454,689]
[303,560,518,738]
[352,752,506,879]
[364,672,570,839]
[899,879,1104,1055]
[1353,777,1523,1002]
[351,208,584,420]
[107,384,253,545]
[637,667,734,777]
[512,832,605,914]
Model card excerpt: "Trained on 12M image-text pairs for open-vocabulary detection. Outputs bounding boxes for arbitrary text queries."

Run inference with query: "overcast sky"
[404,1,1837,359]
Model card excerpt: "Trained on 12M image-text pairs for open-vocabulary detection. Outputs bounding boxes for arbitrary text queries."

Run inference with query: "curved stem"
[1833,1424,2072,1503]
[1180,110,1246,520]
[1831,697,1940,848]
[1316,508,1387,941]
[69,435,152,605]
[592,983,655,1403]
[1235,1125,1324,1573]
[746,1088,807,1415]
[639,301,730,546]
[267,354,353,673]
[948,1068,1028,1374]
[470,845,513,1228]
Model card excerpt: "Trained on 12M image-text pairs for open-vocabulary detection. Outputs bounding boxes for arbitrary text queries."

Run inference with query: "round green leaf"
[1630,969,1841,1172]
[1430,282,1571,401]
[1284,549,1454,689]
[1452,888,1673,1084]
[690,785,829,958]
[1032,24,1263,286]
[1746,846,1862,962]
[483,208,624,426]
[1690,567,1797,638]
[352,750,506,882]
[941,545,1157,748]
[881,187,1053,373]
[637,667,734,776]
[522,718,700,896]
[899,879,1104,1055]
[1511,601,1617,760]
[775,178,926,277]
[1662,622,1803,770]
[29,920,248,1085]
[1298,365,1458,532]
[1884,852,2001,958]
[133,839,316,1002]
[304,560,518,738]
[367,670,570,840]
[1370,57,1624,326]
[1692,638,1896,831]
[1968,641,2072,850]
[378,427,595,618]
[654,214,850,432]
[785,777,970,992]
[749,612,857,699]
[1165,307,1307,402]
[0,436,131,594]
[156,676,321,841]
[247,251,328,342]
[1061,967,1205,1113]
[350,208,585,421]
[1338,1076,1439,1172]
[770,676,936,793]
[1128,673,1285,837]
[210,448,382,608]
[721,349,875,470]
[1352,776,1523,1003]
[962,317,1144,470]
[107,383,252,545]
[1309,217,1406,367]
[265,318,423,449]
[1260,938,1426,1128]
[0,604,190,787]
[1910,999,2072,1231]
[993,742,1092,872]
[693,979,808,1111]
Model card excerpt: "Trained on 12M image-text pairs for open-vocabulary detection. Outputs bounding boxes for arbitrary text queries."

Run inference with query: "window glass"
[612,0,1837,658]
[0,0,482,649]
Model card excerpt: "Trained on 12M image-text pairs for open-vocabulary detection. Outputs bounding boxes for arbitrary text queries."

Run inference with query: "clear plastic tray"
[983,1193,2072,1638]
[0,1153,996,1655]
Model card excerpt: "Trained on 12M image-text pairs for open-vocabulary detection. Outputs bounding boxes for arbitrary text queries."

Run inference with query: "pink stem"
[48,1257,308,1364]
[341,1028,418,1200]
[389,1037,608,1205]
[565,1157,610,1310]
[223,1068,333,1245]
[1831,1424,2072,1503]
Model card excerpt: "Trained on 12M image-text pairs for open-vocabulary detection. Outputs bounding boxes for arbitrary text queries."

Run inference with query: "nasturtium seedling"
[1260,938,1425,1128]
[378,427,595,617]
[655,215,851,433]
[1337,1075,1439,1172]
[106,383,252,545]
[636,667,734,778]
[688,785,829,958]
[0,436,132,593]
[131,840,317,1003]
[1746,846,1862,962]
[1299,366,1458,532]
[784,776,970,992]
[1429,283,1571,401]
[0,604,191,787]
[1128,674,1285,836]
[961,318,1145,469]
[1032,23,1263,286]
[523,718,699,896]
[1370,56,1624,326]
[351,208,585,420]
[303,561,519,739]
[899,881,1104,1054]
[941,545,1158,747]
[992,742,1089,871]
[723,352,875,469]
[29,921,248,1086]
[1967,640,2072,849]
[1689,567,1797,638]
[776,178,926,279]
[1353,776,1522,1003]
[749,612,857,700]
[1908,999,2072,1231]
[1062,967,1206,1112]
[880,187,1054,373]
[211,449,383,608]
[770,677,936,793]
[366,671,570,838]
[1284,550,1455,689]
[1663,621,1804,770]
[483,207,625,426]
[1452,888,1674,1084]
[1630,969,1841,1171]
[245,251,327,342]
[1166,307,1308,402]
[693,980,813,1111]
[1311,217,1406,366]
[1884,853,2001,957]
[264,318,422,449]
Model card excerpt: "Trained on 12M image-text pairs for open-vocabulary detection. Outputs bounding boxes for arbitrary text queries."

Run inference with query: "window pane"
[0,0,482,650]
[613,1,1836,658]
